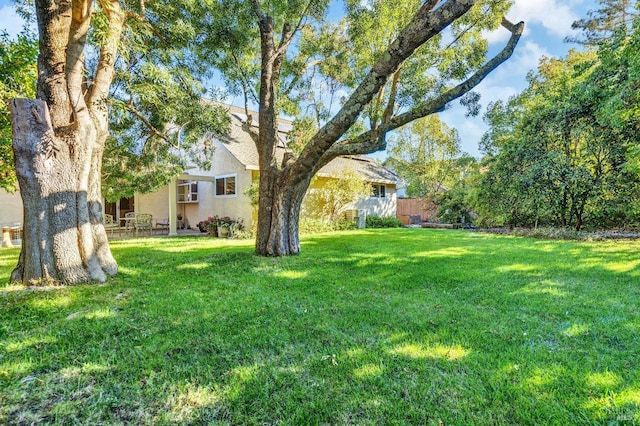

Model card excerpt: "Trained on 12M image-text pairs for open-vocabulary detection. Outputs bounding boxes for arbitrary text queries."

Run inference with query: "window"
[371,184,386,198]
[215,174,236,196]
[177,180,199,203]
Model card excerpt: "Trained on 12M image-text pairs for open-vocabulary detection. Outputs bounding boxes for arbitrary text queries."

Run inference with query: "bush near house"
[299,218,356,234]
[302,170,371,223]
[366,215,403,228]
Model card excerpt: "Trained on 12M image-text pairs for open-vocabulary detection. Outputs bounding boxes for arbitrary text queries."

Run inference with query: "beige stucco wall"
[136,140,256,230]
[136,186,170,227]
[0,188,24,226]
[308,176,398,218]
[200,142,255,227]
[346,185,397,218]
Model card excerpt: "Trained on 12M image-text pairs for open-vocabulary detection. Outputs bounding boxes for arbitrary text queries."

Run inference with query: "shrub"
[366,215,402,228]
[197,216,219,233]
[299,218,356,234]
[302,170,371,222]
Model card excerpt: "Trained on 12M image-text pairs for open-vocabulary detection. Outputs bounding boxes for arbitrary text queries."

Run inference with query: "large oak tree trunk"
[255,168,309,256]
[9,0,124,285]
[10,99,117,285]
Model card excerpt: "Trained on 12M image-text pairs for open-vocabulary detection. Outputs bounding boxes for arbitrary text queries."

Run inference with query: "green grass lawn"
[0,229,639,424]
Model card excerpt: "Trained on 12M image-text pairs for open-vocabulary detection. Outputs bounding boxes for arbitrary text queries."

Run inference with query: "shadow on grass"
[0,229,638,424]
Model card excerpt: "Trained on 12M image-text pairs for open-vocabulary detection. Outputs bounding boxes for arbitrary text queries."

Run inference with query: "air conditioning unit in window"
[344,209,367,228]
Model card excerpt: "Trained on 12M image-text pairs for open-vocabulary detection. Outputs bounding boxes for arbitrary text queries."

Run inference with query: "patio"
[105,227,207,240]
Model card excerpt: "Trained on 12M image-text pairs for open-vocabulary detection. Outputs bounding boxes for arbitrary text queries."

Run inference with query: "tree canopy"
[384,115,461,198]
[476,10,640,230]
[567,0,637,45]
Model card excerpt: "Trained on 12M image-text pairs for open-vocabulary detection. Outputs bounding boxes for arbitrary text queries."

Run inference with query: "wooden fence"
[396,198,438,224]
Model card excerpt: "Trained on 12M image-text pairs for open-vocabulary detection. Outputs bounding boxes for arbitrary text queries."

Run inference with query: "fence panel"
[397,198,438,223]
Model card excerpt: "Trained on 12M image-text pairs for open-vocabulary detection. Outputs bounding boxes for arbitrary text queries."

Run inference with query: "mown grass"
[0,229,639,425]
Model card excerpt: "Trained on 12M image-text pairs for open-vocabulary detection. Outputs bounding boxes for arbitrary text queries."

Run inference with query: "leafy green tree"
[591,14,640,164]
[102,1,231,201]
[197,0,525,255]
[567,0,637,45]
[8,0,228,285]
[478,48,640,230]
[384,115,461,198]
[0,30,37,192]
[302,169,371,222]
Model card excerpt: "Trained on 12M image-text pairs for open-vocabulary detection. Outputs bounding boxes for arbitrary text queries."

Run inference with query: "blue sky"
[0,0,598,157]
[437,0,598,157]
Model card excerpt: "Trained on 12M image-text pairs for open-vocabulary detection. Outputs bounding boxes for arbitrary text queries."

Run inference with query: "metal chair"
[123,212,136,234]
[103,214,120,237]
[134,213,153,236]
[156,218,170,235]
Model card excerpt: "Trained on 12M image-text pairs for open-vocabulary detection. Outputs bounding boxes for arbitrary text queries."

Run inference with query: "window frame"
[371,184,386,198]
[177,180,199,203]
[215,174,237,197]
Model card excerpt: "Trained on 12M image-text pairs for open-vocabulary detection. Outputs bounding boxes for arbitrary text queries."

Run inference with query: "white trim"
[215,173,238,198]
[371,184,386,198]
[168,178,178,236]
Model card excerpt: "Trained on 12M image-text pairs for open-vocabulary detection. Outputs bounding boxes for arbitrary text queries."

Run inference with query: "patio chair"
[103,214,120,237]
[123,211,136,234]
[134,213,153,236]
[156,218,169,234]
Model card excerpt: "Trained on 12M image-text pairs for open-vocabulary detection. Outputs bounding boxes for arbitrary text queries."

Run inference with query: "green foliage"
[243,175,260,209]
[0,2,232,199]
[302,170,371,222]
[200,0,513,147]
[342,0,510,122]
[0,30,37,192]
[436,185,474,225]
[286,117,317,155]
[477,47,640,230]
[385,115,461,198]
[567,0,637,45]
[101,1,232,200]
[365,215,402,228]
[298,218,356,234]
[2,231,639,423]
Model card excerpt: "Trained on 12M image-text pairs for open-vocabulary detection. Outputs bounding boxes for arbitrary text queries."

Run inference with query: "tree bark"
[9,0,123,285]
[10,99,117,284]
[255,167,309,256]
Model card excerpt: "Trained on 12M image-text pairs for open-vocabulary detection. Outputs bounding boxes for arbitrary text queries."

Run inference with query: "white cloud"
[0,6,26,38]
[507,40,551,75]
[506,0,581,38]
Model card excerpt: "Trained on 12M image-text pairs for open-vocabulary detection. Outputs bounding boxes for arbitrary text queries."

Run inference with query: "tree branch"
[87,0,125,128]
[382,68,402,126]
[231,51,259,105]
[291,0,481,182]
[275,1,313,58]
[251,0,266,22]
[282,58,322,97]
[66,0,92,123]
[111,98,173,146]
[318,19,525,166]
[35,0,74,129]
